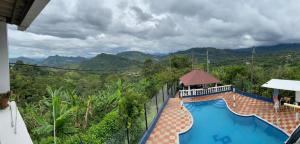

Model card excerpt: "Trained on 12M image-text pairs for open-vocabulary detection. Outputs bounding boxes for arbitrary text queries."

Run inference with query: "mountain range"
[79,53,141,71]
[10,43,300,71]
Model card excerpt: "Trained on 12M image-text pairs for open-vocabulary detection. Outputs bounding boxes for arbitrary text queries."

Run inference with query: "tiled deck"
[146,92,300,144]
[146,98,193,144]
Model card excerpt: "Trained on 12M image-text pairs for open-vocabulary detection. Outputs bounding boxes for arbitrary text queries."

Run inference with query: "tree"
[142,59,156,78]
[170,55,192,69]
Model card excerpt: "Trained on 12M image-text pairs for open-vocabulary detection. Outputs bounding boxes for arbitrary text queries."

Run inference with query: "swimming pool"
[179,99,289,144]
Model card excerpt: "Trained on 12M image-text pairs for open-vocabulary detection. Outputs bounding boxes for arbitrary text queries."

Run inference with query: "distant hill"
[117,51,157,62]
[172,47,248,65]
[41,55,86,67]
[171,43,300,66]
[236,43,300,54]
[9,57,43,65]
[79,53,141,71]
[10,55,86,68]
[10,43,300,70]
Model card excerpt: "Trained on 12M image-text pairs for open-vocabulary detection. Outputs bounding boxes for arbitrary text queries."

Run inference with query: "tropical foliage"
[10,46,300,143]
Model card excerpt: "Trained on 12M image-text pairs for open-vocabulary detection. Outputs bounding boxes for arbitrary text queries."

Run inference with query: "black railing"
[98,82,178,144]
[234,88,273,103]
[137,82,178,144]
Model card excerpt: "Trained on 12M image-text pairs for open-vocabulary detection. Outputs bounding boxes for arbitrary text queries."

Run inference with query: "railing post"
[155,94,158,113]
[10,105,13,127]
[14,103,17,134]
[144,103,148,130]
[162,86,165,102]
[171,84,173,96]
[166,83,169,95]
[173,83,176,96]
[171,84,173,97]
[126,120,130,144]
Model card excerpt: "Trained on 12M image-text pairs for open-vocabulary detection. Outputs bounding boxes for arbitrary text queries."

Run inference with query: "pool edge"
[221,98,290,137]
[179,98,290,144]
[176,103,194,144]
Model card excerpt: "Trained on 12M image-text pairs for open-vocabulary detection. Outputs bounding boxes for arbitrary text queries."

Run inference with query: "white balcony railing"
[0,101,33,144]
[179,85,232,97]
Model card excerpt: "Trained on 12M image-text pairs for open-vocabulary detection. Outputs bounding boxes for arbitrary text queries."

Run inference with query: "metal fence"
[137,82,178,144]
[235,88,273,103]
[75,82,178,144]
[105,82,177,144]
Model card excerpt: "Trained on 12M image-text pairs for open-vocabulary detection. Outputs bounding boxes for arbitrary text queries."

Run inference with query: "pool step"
[212,100,226,108]
[185,104,198,112]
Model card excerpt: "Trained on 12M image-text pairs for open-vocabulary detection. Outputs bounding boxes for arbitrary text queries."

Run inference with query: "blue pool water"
[179,99,289,144]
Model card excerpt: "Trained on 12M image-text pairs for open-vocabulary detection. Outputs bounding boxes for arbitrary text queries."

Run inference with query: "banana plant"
[33,87,78,143]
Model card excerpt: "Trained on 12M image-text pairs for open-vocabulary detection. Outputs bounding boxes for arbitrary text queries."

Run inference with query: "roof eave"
[17,0,50,31]
[182,81,220,86]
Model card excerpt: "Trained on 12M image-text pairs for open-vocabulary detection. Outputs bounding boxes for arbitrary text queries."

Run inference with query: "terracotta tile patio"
[146,92,300,144]
[146,98,193,144]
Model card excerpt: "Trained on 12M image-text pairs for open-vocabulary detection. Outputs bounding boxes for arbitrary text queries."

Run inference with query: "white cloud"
[8,0,300,58]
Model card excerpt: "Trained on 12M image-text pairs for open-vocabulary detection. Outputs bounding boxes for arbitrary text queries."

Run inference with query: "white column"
[188,86,191,96]
[296,91,300,103]
[0,21,10,94]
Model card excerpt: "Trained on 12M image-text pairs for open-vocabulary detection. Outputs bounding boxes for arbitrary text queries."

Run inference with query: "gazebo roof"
[180,69,220,86]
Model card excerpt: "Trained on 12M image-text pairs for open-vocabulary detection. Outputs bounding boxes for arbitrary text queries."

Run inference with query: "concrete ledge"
[0,101,33,144]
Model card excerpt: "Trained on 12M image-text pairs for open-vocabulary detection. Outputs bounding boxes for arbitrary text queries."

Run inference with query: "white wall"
[0,21,10,94]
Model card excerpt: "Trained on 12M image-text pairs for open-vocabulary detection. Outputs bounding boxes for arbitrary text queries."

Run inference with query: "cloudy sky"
[8,0,300,58]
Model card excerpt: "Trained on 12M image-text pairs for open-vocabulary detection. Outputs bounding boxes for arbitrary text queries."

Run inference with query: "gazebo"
[179,69,231,97]
[180,69,220,90]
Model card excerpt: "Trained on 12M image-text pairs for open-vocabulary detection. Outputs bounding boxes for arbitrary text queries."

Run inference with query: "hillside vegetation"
[9,43,300,143]
[117,51,157,62]
[10,43,300,69]
[79,53,142,71]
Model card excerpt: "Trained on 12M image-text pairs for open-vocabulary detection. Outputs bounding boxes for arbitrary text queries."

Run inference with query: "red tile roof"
[180,69,220,86]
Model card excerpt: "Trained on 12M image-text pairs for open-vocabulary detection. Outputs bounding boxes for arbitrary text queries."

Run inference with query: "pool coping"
[176,104,194,144]
[221,98,290,136]
[178,98,290,144]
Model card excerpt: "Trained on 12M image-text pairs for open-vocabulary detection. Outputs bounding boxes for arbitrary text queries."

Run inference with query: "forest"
[10,56,190,144]
[10,45,300,144]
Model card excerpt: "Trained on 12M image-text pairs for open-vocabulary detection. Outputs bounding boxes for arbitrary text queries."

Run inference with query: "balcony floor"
[146,92,300,144]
